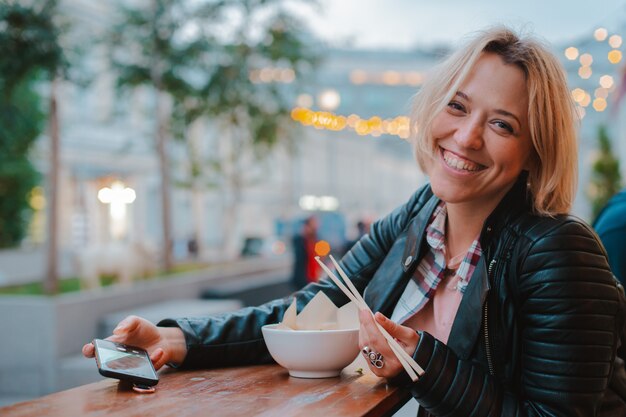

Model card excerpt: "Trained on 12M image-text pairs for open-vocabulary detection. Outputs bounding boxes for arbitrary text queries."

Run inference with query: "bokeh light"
[317,89,341,111]
[580,93,592,107]
[609,34,623,48]
[578,66,592,79]
[571,88,586,102]
[599,75,614,88]
[314,240,331,256]
[594,88,609,99]
[594,27,608,41]
[593,97,607,111]
[609,50,623,64]
[564,47,579,60]
[579,53,593,66]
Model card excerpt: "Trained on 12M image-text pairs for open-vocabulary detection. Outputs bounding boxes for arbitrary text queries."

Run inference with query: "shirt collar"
[425,201,447,252]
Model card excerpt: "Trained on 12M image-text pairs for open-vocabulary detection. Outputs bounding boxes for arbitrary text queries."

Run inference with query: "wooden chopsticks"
[314,255,424,381]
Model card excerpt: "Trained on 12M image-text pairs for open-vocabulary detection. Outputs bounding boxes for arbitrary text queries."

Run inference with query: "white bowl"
[261,324,360,378]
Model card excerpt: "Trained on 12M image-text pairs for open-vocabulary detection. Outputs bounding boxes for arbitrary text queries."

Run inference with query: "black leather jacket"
[160,175,626,416]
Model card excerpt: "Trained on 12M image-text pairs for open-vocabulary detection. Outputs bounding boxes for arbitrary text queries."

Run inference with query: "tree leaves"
[0,1,65,94]
[0,1,64,247]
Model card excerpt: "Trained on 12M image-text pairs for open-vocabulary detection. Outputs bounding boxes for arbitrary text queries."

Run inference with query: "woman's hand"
[82,315,187,370]
[359,310,420,379]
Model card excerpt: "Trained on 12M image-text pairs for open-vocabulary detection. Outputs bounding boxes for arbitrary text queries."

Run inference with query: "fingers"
[84,315,145,359]
[82,342,95,358]
[374,312,415,341]
[150,348,166,371]
[374,312,419,357]
[113,315,140,336]
[359,310,400,377]
[359,310,419,379]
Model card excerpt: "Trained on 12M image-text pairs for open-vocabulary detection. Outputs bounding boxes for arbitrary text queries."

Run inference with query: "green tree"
[589,125,622,221]
[106,0,221,271]
[0,0,66,293]
[110,0,318,260]
[0,78,42,248]
[196,2,319,258]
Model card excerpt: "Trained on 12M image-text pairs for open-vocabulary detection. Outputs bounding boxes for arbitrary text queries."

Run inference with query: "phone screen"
[95,339,157,380]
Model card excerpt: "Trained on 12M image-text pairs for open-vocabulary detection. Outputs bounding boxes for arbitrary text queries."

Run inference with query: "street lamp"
[98,180,136,239]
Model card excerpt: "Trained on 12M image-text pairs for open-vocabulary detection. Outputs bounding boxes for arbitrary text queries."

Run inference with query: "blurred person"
[343,219,372,254]
[593,188,626,284]
[290,215,321,289]
[187,237,199,259]
[84,27,626,416]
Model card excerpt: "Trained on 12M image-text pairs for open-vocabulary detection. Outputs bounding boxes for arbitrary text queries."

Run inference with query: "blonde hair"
[411,27,578,216]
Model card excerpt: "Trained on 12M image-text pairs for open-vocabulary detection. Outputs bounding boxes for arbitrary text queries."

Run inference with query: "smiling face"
[426,52,534,213]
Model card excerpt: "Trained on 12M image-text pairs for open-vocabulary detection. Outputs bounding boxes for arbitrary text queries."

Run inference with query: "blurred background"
[2,0,626,407]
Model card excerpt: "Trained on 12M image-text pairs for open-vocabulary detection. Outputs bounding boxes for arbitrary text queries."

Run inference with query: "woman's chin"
[430,183,468,204]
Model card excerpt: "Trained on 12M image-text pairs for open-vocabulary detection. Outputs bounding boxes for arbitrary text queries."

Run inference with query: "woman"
[84,27,626,416]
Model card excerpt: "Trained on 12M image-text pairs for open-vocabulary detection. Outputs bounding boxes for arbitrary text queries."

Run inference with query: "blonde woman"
[85,27,626,416]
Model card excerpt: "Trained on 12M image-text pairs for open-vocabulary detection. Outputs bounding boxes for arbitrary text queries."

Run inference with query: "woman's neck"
[444,201,493,257]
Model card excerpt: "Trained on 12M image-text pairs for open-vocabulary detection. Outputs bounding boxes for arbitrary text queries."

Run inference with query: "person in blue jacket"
[593,188,626,284]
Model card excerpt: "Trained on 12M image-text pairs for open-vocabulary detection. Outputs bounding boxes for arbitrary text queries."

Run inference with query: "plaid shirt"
[390,202,482,325]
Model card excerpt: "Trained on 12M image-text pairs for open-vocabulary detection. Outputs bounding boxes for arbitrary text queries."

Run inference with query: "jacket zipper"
[484,258,497,376]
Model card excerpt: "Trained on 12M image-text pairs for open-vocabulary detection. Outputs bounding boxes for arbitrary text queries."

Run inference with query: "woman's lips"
[440,147,486,172]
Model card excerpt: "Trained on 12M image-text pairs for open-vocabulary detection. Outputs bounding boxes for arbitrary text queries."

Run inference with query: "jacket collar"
[399,172,530,359]
[402,172,529,271]
[477,171,530,252]
[401,190,438,274]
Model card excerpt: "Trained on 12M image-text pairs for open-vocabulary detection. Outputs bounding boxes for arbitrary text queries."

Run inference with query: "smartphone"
[93,339,159,386]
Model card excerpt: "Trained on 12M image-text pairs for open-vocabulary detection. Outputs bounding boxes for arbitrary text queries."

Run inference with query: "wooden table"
[0,359,411,417]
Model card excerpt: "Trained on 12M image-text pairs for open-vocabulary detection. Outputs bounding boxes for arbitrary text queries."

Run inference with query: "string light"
[290,107,411,139]
[349,69,424,86]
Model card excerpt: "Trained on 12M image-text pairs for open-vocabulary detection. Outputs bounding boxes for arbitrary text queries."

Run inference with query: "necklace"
[442,246,467,285]
[446,251,465,269]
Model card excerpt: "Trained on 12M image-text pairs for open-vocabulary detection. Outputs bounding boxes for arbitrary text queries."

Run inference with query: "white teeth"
[442,150,481,172]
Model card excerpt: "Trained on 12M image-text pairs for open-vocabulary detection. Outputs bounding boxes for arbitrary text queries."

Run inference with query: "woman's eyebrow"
[494,109,521,126]
[455,91,470,101]
[456,91,521,126]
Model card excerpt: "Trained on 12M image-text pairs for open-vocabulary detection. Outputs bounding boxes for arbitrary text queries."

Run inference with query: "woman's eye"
[447,101,465,112]
[494,120,514,133]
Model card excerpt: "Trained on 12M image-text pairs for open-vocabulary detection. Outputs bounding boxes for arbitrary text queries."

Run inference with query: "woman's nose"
[454,118,484,150]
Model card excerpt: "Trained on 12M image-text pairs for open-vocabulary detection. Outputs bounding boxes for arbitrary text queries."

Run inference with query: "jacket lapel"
[447,255,490,359]
[364,193,440,316]
[363,236,411,316]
